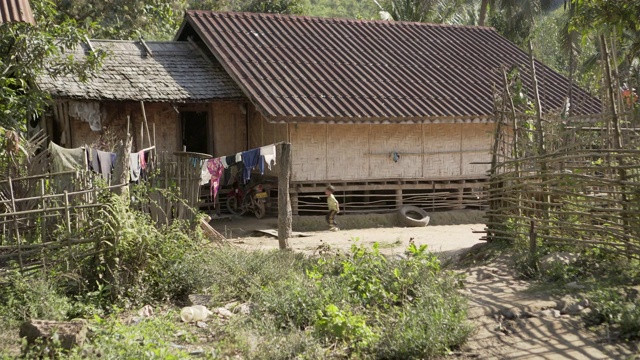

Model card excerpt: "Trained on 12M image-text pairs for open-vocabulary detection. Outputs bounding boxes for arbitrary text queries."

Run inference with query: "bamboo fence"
[483,110,640,259]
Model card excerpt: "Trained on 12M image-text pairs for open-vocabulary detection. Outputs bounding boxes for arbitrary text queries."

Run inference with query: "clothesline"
[200,142,282,202]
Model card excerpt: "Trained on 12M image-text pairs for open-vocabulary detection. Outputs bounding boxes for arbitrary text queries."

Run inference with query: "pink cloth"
[207,158,225,199]
[139,150,147,170]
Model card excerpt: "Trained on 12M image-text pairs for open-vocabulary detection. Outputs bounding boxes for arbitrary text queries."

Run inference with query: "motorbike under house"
[225,172,268,219]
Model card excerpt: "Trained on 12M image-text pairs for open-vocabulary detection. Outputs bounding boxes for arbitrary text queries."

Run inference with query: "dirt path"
[214,218,638,359]
[458,255,638,359]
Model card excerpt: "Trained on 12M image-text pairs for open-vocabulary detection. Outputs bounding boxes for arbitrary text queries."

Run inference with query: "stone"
[566,281,586,290]
[537,309,561,318]
[501,307,523,319]
[20,319,88,350]
[564,303,585,315]
[224,301,239,311]
[188,294,212,307]
[539,252,579,273]
[196,321,208,329]
[235,302,253,315]
[138,304,154,318]
[214,307,233,318]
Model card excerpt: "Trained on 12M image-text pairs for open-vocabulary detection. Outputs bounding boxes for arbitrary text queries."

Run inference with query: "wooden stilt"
[278,143,292,249]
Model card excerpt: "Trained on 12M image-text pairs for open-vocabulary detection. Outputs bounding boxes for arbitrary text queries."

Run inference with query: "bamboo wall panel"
[369,124,422,179]
[423,124,461,177]
[248,109,287,175]
[290,123,327,181]
[461,123,492,176]
[327,125,370,180]
[213,101,246,157]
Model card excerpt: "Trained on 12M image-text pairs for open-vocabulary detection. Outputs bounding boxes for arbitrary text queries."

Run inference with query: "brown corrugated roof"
[0,0,34,25]
[37,40,245,102]
[178,11,601,123]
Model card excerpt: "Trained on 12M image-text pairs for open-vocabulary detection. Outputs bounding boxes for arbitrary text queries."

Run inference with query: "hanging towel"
[221,156,229,169]
[139,150,147,170]
[207,158,225,199]
[89,148,101,173]
[235,152,242,163]
[241,148,261,183]
[49,142,86,172]
[200,159,212,186]
[260,144,277,171]
[130,153,141,182]
[96,150,114,181]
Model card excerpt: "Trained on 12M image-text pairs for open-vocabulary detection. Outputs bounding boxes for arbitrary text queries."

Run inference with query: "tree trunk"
[277,143,292,249]
[479,0,489,26]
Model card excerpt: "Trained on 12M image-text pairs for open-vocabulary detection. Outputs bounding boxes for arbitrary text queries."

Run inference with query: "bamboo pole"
[8,178,23,271]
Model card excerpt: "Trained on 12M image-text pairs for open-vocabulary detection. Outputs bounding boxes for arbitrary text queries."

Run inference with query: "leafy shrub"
[375,278,472,359]
[315,304,377,350]
[584,289,640,340]
[0,271,71,323]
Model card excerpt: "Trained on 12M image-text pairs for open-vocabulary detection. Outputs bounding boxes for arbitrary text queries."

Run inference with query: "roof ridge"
[185,10,496,31]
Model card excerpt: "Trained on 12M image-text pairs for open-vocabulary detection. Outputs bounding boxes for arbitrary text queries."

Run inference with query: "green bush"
[584,289,640,340]
[0,271,71,323]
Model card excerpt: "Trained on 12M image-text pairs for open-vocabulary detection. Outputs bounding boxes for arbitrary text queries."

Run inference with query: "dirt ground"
[211,215,639,360]
[210,216,485,257]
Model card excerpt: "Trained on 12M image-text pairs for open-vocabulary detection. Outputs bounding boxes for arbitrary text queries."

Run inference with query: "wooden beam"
[277,143,292,249]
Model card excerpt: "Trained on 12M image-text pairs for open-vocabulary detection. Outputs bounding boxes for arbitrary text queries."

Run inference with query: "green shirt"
[327,194,339,212]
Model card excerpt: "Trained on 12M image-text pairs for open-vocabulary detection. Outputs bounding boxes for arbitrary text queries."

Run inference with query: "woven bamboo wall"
[290,123,327,182]
[327,125,370,180]
[461,123,493,176]
[369,124,423,179]
[248,108,288,175]
[423,123,462,178]
[288,122,493,182]
[212,101,246,157]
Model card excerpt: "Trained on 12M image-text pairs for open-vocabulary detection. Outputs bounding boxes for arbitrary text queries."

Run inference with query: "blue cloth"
[241,148,260,184]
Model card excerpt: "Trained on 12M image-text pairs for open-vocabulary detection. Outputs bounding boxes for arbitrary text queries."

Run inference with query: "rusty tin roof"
[178,11,601,123]
[0,0,35,25]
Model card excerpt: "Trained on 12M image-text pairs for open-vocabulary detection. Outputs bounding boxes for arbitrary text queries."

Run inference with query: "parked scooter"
[226,177,267,219]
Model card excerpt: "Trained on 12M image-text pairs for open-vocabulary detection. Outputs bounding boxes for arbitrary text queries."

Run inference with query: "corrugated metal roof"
[179,11,601,122]
[37,40,245,102]
[0,0,35,25]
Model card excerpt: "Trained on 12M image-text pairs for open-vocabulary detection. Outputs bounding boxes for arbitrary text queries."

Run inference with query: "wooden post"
[8,178,23,271]
[502,68,522,219]
[395,189,403,209]
[40,179,46,244]
[113,135,132,196]
[277,143,292,249]
[529,40,550,226]
[529,220,538,272]
[140,101,152,149]
[64,191,72,270]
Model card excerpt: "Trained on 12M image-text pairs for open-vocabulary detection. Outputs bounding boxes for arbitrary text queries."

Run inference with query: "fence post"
[529,220,538,272]
[40,179,46,245]
[8,177,23,271]
[64,191,72,269]
[278,143,292,249]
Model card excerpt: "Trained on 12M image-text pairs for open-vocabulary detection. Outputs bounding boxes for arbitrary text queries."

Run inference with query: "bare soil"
[213,216,640,359]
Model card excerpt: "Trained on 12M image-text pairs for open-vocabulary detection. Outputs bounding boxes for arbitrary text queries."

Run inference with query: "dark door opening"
[181,111,209,154]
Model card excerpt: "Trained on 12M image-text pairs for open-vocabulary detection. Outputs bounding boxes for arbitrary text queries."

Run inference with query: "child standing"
[325,185,340,231]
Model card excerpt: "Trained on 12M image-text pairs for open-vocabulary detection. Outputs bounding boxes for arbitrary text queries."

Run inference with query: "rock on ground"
[19,319,88,350]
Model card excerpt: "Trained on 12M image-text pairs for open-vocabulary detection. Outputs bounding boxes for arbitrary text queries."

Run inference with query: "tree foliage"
[187,0,306,15]
[0,0,102,130]
[54,0,186,40]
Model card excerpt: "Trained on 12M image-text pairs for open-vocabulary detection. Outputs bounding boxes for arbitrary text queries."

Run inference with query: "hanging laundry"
[130,153,141,182]
[49,142,86,172]
[235,152,242,163]
[221,156,229,169]
[96,150,115,181]
[89,148,100,173]
[200,159,212,186]
[139,150,147,170]
[225,155,237,167]
[207,158,225,199]
[260,144,277,171]
[241,148,261,183]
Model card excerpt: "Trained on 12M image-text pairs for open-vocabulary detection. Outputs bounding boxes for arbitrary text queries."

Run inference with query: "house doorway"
[181,111,209,154]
